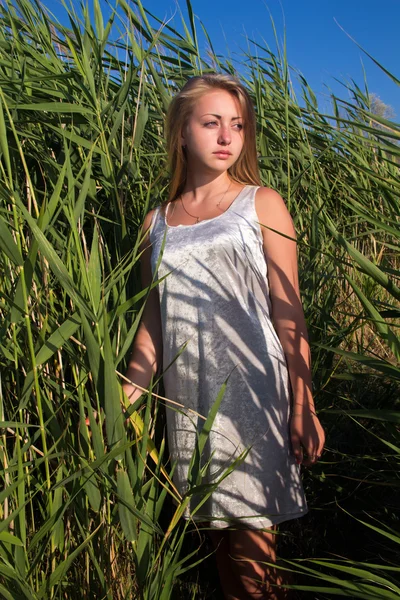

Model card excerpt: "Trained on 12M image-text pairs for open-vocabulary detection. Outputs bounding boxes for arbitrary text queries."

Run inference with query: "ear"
[180,123,187,148]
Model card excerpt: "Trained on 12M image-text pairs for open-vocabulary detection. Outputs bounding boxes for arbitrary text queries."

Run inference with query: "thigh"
[208,527,229,551]
[228,528,290,599]
[229,527,278,563]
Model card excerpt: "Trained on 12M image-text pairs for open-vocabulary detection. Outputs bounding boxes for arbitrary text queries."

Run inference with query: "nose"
[218,124,231,145]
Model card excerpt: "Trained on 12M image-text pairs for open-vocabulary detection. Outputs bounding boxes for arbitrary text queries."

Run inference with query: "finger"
[303,450,322,467]
[310,441,325,465]
[291,436,303,465]
[317,436,326,458]
[317,423,326,456]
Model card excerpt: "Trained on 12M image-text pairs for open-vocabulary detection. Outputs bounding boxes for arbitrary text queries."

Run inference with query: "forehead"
[192,89,243,117]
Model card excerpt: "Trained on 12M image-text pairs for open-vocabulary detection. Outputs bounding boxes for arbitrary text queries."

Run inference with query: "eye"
[204,121,218,127]
[233,123,243,131]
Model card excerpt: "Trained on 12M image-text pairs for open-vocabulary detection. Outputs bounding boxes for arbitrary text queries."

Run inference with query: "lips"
[213,151,232,156]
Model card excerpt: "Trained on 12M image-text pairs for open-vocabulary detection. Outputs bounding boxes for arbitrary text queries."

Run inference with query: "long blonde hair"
[165,73,261,202]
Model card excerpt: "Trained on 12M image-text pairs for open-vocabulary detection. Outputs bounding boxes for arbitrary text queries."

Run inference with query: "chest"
[150,211,265,283]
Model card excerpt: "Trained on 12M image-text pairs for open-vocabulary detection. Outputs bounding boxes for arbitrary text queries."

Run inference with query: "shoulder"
[142,207,158,231]
[254,186,292,220]
[139,208,159,253]
[254,186,296,240]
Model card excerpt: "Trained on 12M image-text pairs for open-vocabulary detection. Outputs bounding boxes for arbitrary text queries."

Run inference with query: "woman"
[122,73,325,599]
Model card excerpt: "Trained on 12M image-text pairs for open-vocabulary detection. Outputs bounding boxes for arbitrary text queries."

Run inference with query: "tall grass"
[0,0,399,597]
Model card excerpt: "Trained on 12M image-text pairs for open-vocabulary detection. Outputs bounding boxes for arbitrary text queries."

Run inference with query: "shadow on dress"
[150,205,312,529]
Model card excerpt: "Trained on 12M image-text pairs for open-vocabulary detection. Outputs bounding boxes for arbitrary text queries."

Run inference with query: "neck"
[183,170,231,201]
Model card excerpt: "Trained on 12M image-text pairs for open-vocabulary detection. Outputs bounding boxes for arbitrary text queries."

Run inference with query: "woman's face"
[181,89,245,173]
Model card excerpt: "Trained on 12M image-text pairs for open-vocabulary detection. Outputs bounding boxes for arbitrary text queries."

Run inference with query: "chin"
[208,164,233,174]
[189,155,237,172]
[210,157,237,169]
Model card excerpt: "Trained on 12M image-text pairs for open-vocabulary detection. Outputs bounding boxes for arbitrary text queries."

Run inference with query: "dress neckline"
[164,185,250,229]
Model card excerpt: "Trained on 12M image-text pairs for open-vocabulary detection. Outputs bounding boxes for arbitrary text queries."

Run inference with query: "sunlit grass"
[0,0,399,597]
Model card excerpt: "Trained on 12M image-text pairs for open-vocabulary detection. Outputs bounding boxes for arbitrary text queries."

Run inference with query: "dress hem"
[181,507,309,530]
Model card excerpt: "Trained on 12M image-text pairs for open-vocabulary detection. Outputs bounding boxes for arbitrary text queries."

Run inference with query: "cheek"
[190,128,215,147]
[235,135,245,152]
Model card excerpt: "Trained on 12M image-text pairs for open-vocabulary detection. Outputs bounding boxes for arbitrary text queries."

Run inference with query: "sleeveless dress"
[149,184,308,529]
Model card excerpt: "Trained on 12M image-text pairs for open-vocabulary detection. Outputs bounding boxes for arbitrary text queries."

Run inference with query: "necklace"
[180,180,233,224]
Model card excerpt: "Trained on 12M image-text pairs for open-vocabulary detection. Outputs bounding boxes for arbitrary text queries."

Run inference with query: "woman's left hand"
[290,410,325,467]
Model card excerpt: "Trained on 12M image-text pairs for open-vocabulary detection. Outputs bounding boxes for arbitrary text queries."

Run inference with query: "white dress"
[149,184,308,529]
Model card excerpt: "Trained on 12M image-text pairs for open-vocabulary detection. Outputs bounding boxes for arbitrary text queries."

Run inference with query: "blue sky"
[46,0,399,119]
[155,0,399,118]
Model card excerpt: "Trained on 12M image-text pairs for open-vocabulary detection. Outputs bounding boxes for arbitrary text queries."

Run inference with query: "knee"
[228,553,287,600]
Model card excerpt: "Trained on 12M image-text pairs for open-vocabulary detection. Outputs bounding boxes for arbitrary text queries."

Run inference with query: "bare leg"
[228,528,290,600]
[208,529,248,600]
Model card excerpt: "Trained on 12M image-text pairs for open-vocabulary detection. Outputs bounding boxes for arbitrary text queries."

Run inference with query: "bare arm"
[122,210,163,405]
[255,187,325,465]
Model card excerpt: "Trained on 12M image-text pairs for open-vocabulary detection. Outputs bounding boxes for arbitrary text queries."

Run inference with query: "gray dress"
[149,184,307,529]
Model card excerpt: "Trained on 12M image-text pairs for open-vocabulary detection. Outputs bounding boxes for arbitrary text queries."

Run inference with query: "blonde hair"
[165,73,261,202]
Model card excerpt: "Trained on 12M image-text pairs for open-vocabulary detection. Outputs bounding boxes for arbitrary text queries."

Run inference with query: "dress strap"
[231,185,260,218]
[148,205,165,243]
[164,202,172,226]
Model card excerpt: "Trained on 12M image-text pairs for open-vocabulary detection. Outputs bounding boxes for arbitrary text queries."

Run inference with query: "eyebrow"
[200,113,243,120]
